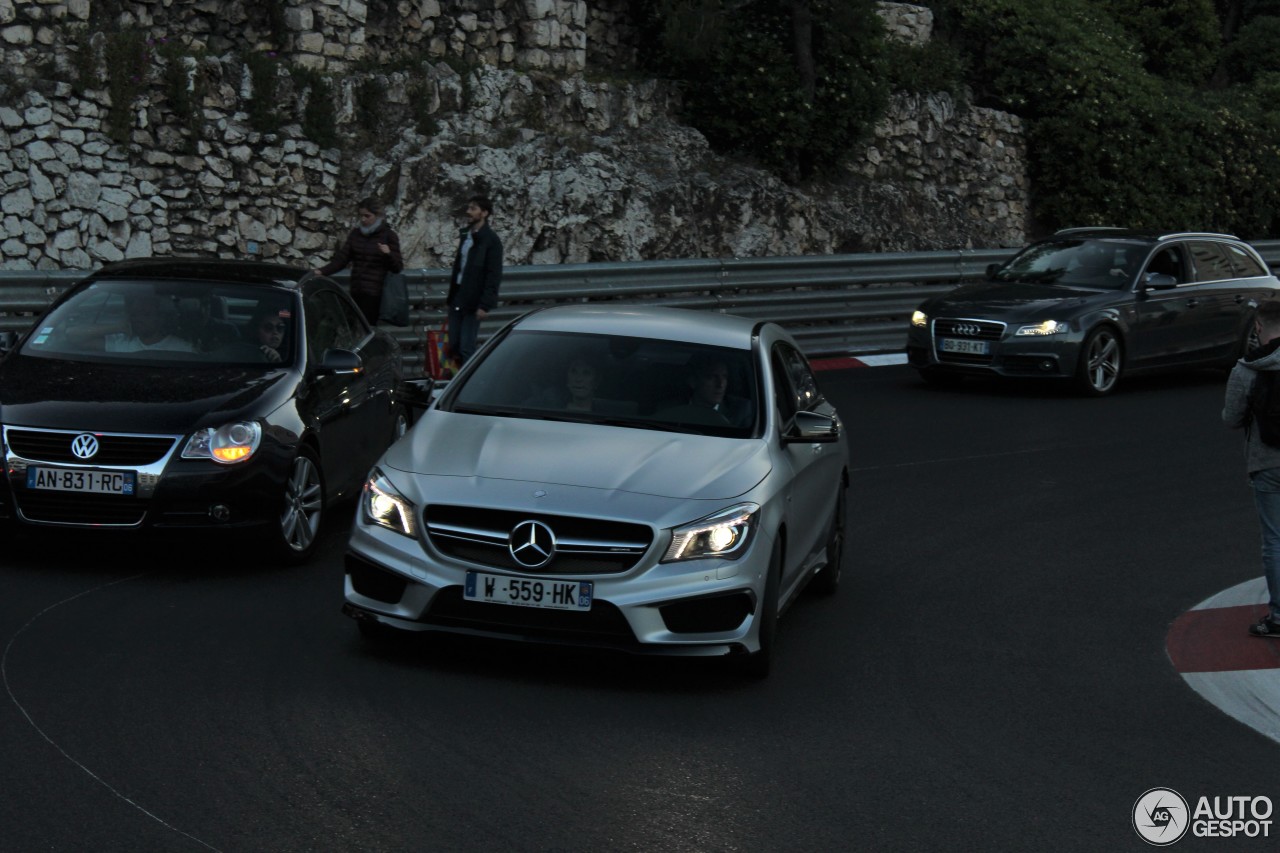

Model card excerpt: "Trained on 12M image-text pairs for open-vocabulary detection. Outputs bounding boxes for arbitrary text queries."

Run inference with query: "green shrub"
[157,41,208,152]
[644,0,889,180]
[103,30,151,144]
[1098,0,1219,85]
[1223,16,1280,84]
[243,51,284,135]
[295,68,338,149]
[933,0,1280,237]
[882,36,967,101]
[356,76,388,135]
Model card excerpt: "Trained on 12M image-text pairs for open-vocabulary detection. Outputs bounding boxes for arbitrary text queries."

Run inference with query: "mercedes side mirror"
[783,410,840,444]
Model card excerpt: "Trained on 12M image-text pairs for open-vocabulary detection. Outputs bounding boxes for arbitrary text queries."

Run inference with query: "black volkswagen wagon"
[0,258,410,562]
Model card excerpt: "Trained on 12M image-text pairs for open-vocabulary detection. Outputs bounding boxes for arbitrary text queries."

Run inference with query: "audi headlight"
[181,421,262,464]
[911,310,928,328]
[362,468,417,538]
[1015,320,1070,336]
[663,503,759,563]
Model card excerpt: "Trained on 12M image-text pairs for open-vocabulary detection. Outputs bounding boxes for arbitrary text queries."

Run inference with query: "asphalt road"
[3,364,1278,852]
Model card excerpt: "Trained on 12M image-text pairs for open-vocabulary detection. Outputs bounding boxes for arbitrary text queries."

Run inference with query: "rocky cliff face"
[374,67,1027,272]
[0,1,1028,271]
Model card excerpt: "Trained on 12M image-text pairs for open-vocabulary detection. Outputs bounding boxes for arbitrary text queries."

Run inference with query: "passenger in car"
[530,354,636,416]
[248,305,290,363]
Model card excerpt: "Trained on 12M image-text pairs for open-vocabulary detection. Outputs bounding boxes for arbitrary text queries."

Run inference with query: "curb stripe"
[1168,604,1280,673]
[811,354,908,372]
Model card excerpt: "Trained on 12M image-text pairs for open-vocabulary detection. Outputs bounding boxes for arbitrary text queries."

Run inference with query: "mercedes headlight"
[1015,320,1070,336]
[362,468,417,538]
[663,503,759,562]
[181,421,262,464]
[911,310,928,328]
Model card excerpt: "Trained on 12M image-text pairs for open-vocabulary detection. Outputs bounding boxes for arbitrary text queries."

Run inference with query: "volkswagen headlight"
[181,421,262,464]
[1015,320,1070,336]
[663,503,759,562]
[362,468,417,538]
[911,310,928,328]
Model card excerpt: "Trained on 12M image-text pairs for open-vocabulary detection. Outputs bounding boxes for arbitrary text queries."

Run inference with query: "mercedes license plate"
[464,571,593,611]
[27,466,136,496]
[939,338,990,355]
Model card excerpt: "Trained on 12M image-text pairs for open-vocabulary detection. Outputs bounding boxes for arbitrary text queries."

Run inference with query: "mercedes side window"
[779,344,820,412]
[771,348,798,427]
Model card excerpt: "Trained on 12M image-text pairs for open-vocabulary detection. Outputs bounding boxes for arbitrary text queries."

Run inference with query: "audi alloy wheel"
[1076,326,1123,396]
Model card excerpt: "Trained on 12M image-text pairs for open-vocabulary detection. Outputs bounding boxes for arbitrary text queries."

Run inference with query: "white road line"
[1,574,222,853]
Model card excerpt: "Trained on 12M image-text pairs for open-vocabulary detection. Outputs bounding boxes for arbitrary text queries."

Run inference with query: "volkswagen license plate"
[27,466,136,496]
[464,571,593,611]
[939,338,990,355]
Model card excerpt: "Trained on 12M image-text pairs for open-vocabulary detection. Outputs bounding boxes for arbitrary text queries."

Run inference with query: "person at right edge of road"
[447,194,503,369]
[1223,299,1280,638]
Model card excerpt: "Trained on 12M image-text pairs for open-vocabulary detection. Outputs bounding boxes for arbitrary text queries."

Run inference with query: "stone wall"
[0,0,635,74]
[0,2,1029,272]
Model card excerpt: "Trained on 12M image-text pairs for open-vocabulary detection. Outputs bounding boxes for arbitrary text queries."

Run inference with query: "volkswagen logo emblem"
[509,520,556,569]
[70,433,100,460]
[954,323,981,337]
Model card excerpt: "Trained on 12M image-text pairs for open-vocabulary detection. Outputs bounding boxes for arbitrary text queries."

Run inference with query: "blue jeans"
[448,305,481,367]
[1250,467,1280,621]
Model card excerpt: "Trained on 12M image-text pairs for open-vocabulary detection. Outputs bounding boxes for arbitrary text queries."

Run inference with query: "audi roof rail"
[1155,231,1240,241]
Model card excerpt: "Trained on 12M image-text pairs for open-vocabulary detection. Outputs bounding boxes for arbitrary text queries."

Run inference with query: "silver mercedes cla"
[342,305,849,676]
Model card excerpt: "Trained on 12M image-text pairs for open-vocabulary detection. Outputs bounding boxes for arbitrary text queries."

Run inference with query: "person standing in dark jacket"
[1224,300,1280,638]
[447,195,503,367]
[316,196,404,324]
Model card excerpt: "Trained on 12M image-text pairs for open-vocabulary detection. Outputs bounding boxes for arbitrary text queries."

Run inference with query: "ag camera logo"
[1133,788,1189,846]
[1133,789,1274,844]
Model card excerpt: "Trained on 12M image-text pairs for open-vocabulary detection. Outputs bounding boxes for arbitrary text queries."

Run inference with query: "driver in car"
[106,293,194,353]
[659,353,753,428]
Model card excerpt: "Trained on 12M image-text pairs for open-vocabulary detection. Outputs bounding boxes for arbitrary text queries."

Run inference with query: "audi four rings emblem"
[71,433,100,460]
[953,323,981,337]
[509,520,556,568]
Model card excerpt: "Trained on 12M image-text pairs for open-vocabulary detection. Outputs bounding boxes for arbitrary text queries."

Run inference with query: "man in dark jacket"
[1224,300,1280,638]
[447,195,503,367]
[317,196,404,324]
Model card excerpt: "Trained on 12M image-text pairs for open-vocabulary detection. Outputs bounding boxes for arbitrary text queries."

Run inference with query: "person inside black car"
[248,304,290,363]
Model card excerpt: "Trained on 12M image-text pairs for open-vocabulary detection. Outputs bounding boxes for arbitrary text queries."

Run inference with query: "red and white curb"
[810,353,908,371]
[1167,578,1280,744]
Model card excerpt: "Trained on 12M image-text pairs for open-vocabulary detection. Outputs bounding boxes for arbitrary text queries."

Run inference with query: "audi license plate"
[27,466,136,496]
[464,571,593,611]
[939,338,990,355]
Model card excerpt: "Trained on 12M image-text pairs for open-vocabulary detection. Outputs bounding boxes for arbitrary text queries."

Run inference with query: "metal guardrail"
[5,241,1280,378]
